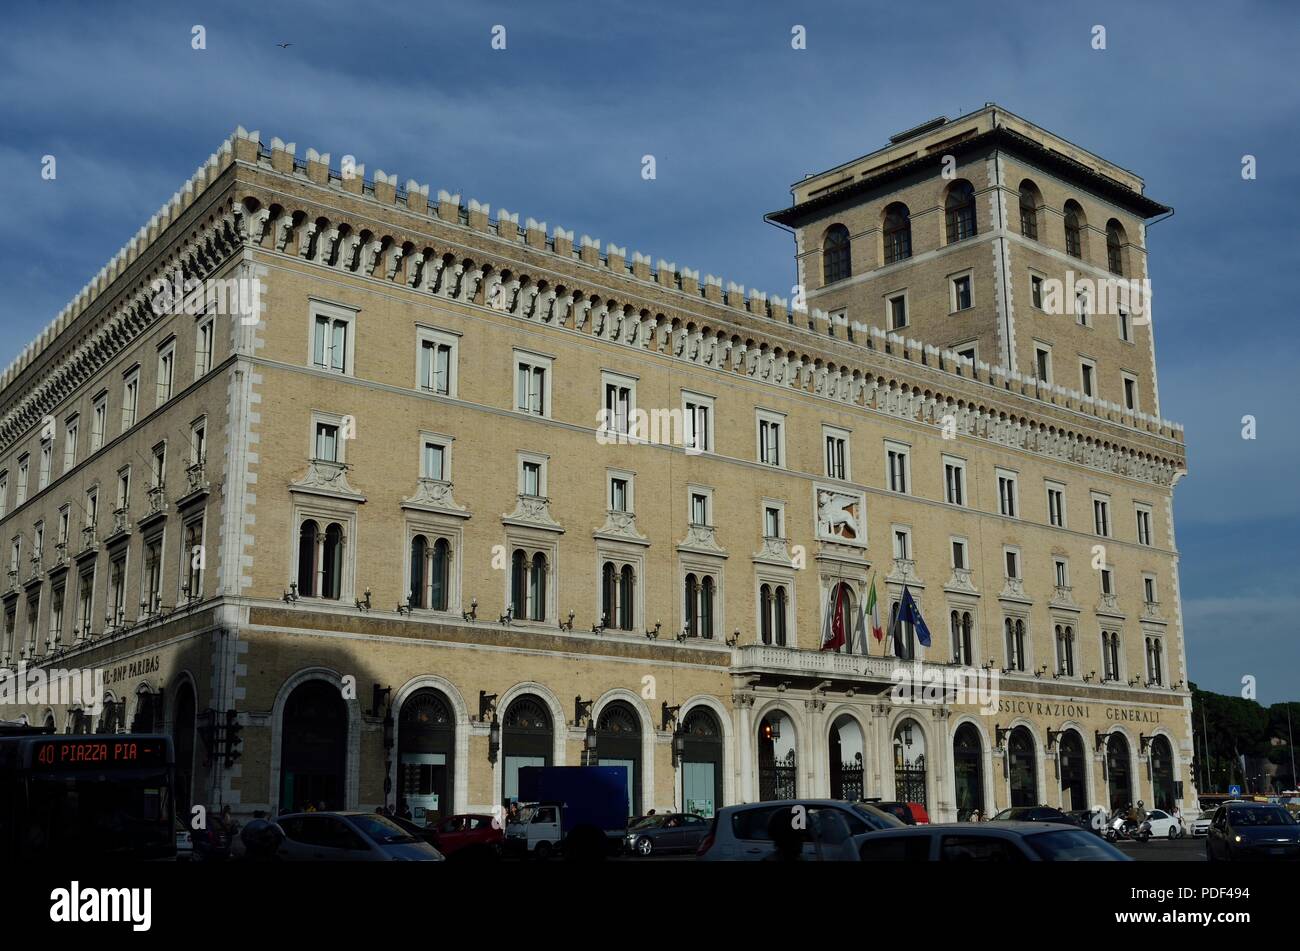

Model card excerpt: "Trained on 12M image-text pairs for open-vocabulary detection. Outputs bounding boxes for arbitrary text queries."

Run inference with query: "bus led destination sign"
[32,740,167,769]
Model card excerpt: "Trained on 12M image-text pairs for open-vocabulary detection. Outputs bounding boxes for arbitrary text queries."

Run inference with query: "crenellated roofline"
[1,130,1185,478]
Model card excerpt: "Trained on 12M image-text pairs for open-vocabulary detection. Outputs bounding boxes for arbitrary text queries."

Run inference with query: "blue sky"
[1,0,1296,701]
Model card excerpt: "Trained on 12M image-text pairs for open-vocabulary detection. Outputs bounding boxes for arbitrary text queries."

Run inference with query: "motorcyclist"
[1134,800,1148,824]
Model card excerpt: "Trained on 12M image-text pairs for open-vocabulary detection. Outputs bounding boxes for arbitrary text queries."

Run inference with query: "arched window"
[1005,618,1025,671]
[945,181,977,243]
[774,586,788,646]
[602,562,617,628]
[760,584,773,645]
[297,520,318,596]
[882,203,912,264]
[822,224,851,284]
[1056,624,1075,677]
[685,574,698,637]
[602,562,634,630]
[1018,181,1041,240]
[951,610,973,665]
[528,552,547,621]
[511,550,527,619]
[410,535,429,608]
[700,576,715,638]
[619,565,634,631]
[321,523,343,599]
[430,538,449,610]
[1106,219,1125,274]
[1064,200,1085,257]
[1103,631,1121,681]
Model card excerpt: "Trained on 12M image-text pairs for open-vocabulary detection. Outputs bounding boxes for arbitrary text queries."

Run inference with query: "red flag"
[821,583,847,651]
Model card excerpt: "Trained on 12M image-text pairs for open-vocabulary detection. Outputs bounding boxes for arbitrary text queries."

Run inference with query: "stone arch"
[268,666,362,814]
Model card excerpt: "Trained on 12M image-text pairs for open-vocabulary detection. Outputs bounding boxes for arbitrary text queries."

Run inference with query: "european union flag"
[900,587,932,648]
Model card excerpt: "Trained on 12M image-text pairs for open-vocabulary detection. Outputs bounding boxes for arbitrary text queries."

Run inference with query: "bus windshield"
[21,769,174,858]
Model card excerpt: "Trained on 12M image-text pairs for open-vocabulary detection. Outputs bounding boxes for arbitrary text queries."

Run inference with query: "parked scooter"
[1105,815,1152,843]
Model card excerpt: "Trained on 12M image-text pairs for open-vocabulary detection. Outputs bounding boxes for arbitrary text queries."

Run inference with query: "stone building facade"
[0,104,1192,824]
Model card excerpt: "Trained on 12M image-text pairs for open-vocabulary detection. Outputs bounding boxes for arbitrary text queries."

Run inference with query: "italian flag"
[866,574,884,644]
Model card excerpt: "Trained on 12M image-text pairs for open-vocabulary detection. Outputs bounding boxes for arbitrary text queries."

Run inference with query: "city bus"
[0,724,176,859]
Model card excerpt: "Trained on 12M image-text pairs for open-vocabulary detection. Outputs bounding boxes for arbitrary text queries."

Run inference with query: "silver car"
[697,799,904,861]
[275,812,445,861]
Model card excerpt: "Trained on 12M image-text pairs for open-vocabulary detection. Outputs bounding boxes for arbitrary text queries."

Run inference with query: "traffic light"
[223,708,243,768]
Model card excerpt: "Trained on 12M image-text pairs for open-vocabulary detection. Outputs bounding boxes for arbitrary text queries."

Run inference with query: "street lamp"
[584,720,598,766]
[672,724,687,768]
[488,714,500,765]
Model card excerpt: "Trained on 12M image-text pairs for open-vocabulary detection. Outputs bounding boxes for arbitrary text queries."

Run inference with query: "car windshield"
[348,814,418,844]
[629,816,665,831]
[990,809,1019,821]
[852,804,905,829]
[1027,830,1128,861]
[1228,807,1294,827]
[1198,810,1217,820]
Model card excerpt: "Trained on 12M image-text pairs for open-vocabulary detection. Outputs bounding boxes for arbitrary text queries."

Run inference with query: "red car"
[862,800,930,825]
[428,814,504,857]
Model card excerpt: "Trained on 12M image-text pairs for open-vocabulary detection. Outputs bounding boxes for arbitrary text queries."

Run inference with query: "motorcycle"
[1105,815,1152,843]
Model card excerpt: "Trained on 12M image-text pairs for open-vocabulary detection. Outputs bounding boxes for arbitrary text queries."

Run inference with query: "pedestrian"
[1171,803,1183,833]
[969,809,982,822]
[399,804,412,821]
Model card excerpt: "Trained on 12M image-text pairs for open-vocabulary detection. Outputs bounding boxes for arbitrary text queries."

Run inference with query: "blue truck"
[506,766,629,858]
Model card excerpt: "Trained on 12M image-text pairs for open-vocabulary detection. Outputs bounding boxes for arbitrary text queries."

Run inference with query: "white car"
[1190,809,1217,837]
[1144,808,1184,839]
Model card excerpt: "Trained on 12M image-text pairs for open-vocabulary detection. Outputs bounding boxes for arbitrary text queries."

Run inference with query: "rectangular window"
[315,422,339,462]
[142,534,163,614]
[1144,576,1157,604]
[0,473,7,519]
[943,456,966,506]
[311,304,354,374]
[1005,549,1020,579]
[951,275,972,311]
[151,443,166,491]
[116,468,131,511]
[997,469,1018,518]
[757,412,784,467]
[16,456,29,506]
[1031,275,1044,309]
[1093,495,1111,537]
[122,370,140,431]
[610,477,628,513]
[417,328,458,396]
[892,528,911,560]
[957,346,976,365]
[421,440,446,481]
[951,538,967,570]
[1080,360,1095,398]
[824,428,848,480]
[522,461,542,497]
[888,294,907,330]
[196,317,215,378]
[191,419,207,466]
[1046,482,1066,528]
[764,505,782,539]
[1054,558,1069,588]
[603,378,635,436]
[1035,346,1052,383]
[1122,373,1139,412]
[91,393,107,453]
[38,441,52,491]
[514,354,550,416]
[683,394,713,452]
[1118,310,1132,343]
[886,442,910,494]
[63,416,79,472]
[76,566,95,636]
[57,506,70,549]
[156,340,175,405]
[1100,568,1113,596]
[85,488,98,532]
[1136,505,1153,546]
[690,491,709,526]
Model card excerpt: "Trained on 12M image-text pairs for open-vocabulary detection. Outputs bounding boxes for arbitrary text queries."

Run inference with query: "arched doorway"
[953,723,984,820]
[1008,726,1037,807]
[132,689,157,733]
[502,694,553,807]
[1058,730,1087,811]
[1150,736,1175,812]
[757,711,797,801]
[596,701,642,817]
[172,682,196,817]
[680,707,723,818]
[1107,733,1133,812]
[279,679,348,813]
[829,714,865,800]
[397,688,455,827]
[894,719,927,807]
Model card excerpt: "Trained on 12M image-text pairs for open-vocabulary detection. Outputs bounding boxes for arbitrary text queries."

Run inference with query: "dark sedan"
[623,813,711,856]
[1206,803,1300,862]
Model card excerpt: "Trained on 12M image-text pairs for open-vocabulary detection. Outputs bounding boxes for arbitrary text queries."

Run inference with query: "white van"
[504,803,562,858]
